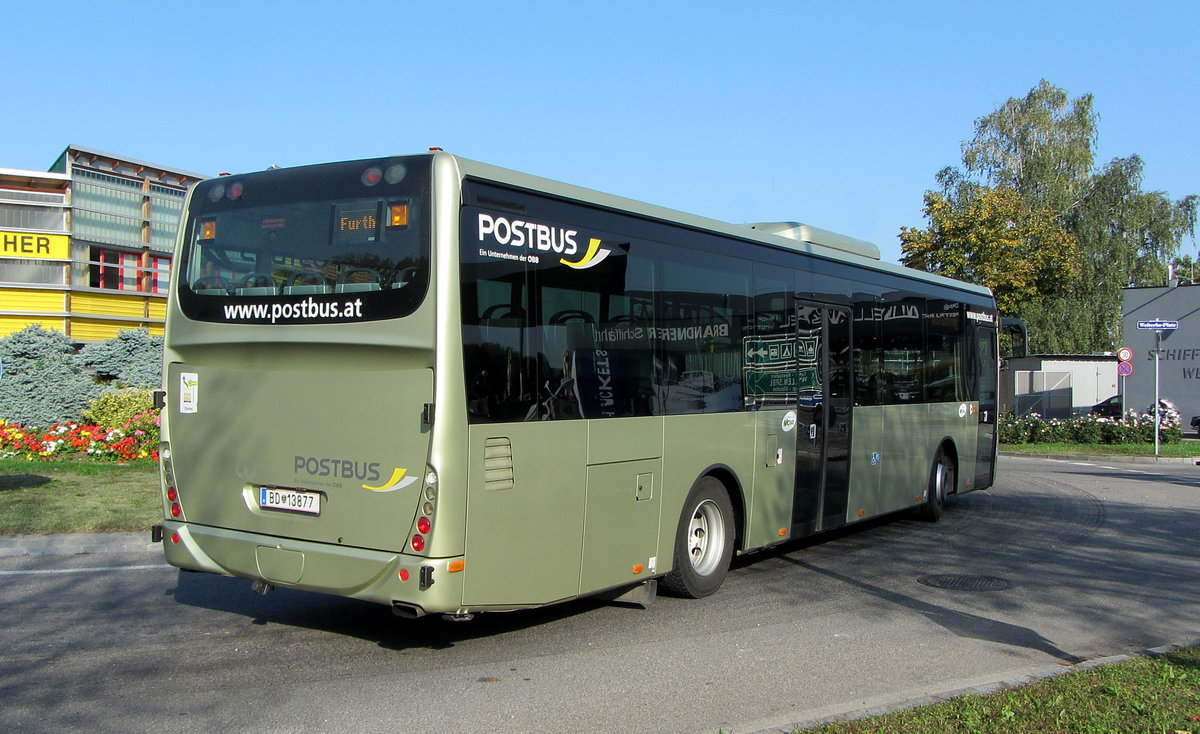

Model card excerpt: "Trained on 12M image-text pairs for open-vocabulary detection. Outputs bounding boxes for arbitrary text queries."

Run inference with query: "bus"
[157,152,999,619]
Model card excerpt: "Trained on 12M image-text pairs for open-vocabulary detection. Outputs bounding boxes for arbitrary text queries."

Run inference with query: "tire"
[921,448,954,522]
[660,476,735,598]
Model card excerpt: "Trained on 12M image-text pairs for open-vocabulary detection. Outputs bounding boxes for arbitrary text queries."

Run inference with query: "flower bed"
[999,409,1182,445]
[0,411,160,462]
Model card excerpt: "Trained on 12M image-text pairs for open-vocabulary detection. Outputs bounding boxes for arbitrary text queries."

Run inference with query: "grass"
[1001,441,1200,458]
[802,644,1200,733]
[0,457,160,534]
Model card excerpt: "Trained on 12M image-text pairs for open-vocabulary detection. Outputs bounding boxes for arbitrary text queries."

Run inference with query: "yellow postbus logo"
[560,237,612,270]
[362,467,418,492]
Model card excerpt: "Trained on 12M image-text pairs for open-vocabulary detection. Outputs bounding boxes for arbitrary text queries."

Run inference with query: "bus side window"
[880,297,924,404]
[461,257,535,422]
[656,246,750,415]
[853,300,882,407]
[925,300,964,403]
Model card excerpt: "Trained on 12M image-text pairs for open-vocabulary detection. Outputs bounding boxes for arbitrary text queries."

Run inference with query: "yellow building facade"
[0,146,204,341]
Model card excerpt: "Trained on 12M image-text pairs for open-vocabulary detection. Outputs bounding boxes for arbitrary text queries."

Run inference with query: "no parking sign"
[1117,346,1133,376]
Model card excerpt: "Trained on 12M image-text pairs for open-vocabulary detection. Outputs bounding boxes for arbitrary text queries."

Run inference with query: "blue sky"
[3,0,1196,263]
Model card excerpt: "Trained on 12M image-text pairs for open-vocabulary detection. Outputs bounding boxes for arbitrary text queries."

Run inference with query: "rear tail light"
[408,468,438,555]
[161,442,182,521]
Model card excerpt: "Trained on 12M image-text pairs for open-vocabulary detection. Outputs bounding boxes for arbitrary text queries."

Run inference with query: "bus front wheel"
[661,476,734,598]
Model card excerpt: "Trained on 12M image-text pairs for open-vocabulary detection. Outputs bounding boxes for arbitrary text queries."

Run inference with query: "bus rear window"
[177,157,431,324]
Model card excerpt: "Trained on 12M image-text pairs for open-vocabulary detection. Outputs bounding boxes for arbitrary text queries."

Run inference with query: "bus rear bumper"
[160,521,464,614]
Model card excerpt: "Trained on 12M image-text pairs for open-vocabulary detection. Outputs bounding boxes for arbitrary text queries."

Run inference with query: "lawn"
[1001,440,1200,458]
[0,458,160,534]
[802,644,1200,733]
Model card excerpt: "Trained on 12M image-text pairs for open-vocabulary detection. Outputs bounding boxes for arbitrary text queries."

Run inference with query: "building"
[1122,283,1200,428]
[0,145,206,341]
[1001,354,1118,419]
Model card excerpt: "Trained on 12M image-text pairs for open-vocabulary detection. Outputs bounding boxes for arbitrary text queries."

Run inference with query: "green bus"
[157,152,998,619]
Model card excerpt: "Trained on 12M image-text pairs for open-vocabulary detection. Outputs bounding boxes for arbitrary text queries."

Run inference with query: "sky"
[3,0,1197,264]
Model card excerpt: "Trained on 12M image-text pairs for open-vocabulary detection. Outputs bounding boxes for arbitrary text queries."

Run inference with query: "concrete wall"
[1122,284,1200,426]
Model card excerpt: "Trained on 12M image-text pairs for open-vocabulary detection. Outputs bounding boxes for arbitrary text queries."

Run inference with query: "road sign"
[1117,361,1133,376]
[744,370,797,395]
[743,337,796,366]
[1137,319,1179,330]
[1117,347,1133,362]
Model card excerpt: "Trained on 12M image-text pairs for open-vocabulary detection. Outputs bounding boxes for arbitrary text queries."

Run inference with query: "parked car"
[1091,395,1124,418]
[1191,415,1199,435]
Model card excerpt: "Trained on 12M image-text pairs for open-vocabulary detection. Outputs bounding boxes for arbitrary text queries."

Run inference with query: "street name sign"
[1136,320,1179,330]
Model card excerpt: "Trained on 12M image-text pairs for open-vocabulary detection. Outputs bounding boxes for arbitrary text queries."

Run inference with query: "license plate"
[259,487,321,515]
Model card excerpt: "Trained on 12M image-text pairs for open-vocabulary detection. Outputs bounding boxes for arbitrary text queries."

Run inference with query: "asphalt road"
[1,455,1198,733]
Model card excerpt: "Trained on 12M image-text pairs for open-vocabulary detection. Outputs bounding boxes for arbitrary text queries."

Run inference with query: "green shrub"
[0,325,105,427]
[1001,409,1184,446]
[79,328,163,388]
[1071,415,1103,444]
[82,389,156,432]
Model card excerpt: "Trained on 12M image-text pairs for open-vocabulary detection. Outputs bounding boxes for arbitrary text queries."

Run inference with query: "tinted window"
[461,191,750,422]
[879,296,924,404]
[177,156,431,324]
[926,300,965,402]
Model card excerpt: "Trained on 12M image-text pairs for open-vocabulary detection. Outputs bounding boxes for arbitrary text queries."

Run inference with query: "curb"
[0,531,157,558]
[746,638,1200,733]
[1000,451,1200,465]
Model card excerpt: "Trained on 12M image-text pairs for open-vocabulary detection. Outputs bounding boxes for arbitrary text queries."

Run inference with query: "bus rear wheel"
[921,448,954,522]
[661,477,734,598]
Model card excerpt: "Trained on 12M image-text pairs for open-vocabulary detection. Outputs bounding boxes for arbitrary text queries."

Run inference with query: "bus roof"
[446,153,989,300]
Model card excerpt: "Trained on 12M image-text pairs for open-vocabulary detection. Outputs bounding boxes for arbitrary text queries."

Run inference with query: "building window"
[92,248,140,291]
[150,255,171,293]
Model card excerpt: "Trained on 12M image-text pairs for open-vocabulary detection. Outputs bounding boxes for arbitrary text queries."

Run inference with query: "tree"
[958,79,1097,215]
[901,81,1197,354]
[1066,156,1198,348]
[899,187,1077,314]
[1171,254,1197,285]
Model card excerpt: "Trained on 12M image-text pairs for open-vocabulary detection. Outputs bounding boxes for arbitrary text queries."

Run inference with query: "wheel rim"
[687,498,726,575]
[933,460,947,504]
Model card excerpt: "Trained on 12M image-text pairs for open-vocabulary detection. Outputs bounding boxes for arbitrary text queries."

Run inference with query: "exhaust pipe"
[251,579,275,596]
[391,601,426,619]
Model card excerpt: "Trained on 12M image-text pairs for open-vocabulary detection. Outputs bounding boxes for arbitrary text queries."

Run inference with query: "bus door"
[792,302,853,536]
[973,323,999,490]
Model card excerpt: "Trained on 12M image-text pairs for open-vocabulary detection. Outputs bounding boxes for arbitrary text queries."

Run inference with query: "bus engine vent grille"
[483,437,515,491]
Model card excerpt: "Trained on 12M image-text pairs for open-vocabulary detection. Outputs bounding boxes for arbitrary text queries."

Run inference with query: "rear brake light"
[411,534,425,552]
[417,517,431,534]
